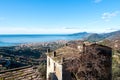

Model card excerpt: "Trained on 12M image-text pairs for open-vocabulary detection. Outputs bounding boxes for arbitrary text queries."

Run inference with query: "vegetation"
[65,44,111,80]
[112,51,120,80]
[99,39,120,80]
[37,63,46,80]
[0,41,67,80]
[0,41,66,71]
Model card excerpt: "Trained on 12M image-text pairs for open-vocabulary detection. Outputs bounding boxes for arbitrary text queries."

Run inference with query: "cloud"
[94,0,102,3]
[63,27,82,29]
[0,27,83,34]
[0,26,118,34]
[104,28,119,32]
[101,11,119,21]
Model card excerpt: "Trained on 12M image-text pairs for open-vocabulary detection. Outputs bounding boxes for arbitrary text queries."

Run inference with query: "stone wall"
[0,66,41,80]
[47,56,62,80]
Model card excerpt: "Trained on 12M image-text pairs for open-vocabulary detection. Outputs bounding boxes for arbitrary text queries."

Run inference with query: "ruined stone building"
[46,41,112,80]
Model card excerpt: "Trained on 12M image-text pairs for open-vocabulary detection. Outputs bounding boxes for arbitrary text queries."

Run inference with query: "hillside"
[68,32,90,39]
[84,33,105,42]
[83,30,120,42]
[69,32,89,36]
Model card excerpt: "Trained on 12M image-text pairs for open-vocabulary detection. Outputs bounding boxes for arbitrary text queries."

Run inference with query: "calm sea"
[0,35,81,47]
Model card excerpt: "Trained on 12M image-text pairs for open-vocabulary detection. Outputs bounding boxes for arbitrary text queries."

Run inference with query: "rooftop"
[46,41,84,63]
[47,41,112,64]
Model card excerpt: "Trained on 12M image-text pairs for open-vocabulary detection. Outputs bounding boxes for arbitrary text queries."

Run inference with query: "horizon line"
[0,29,119,35]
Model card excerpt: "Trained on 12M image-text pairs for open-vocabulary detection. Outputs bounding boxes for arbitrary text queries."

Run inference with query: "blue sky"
[0,0,120,34]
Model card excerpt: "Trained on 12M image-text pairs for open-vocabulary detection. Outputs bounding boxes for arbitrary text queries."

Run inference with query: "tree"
[64,45,111,80]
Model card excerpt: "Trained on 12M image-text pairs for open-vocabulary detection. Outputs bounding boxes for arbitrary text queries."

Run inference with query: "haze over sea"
[0,34,81,47]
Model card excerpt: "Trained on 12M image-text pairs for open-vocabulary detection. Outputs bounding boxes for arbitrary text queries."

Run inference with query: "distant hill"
[84,33,105,42]
[69,30,120,42]
[83,30,120,42]
[69,32,89,36]
[68,32,90,39]
[106,30,120,40]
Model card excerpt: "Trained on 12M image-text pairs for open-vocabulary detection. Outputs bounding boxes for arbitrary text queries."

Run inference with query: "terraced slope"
[0,66,41,80]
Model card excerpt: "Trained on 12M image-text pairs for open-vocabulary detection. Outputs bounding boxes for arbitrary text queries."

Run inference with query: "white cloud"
[0,27,83,34]
[94,0,102,3]
[102,11,119,21]
[103,28,119,33]
[1,25,119,34]
[0,26,118,34]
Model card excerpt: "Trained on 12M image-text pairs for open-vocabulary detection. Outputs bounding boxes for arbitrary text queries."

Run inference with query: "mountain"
[84,33,105,42]
[86,30,120,42]
[72,30,120,42]
[69,32,89,36]
[68,32,90,39]
[106,30,120,40]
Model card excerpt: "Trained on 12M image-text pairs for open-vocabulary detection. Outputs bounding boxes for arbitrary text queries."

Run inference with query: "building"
[46,41,112,80]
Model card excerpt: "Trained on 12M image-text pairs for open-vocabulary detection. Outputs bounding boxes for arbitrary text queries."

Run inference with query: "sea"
[0,34,81,47]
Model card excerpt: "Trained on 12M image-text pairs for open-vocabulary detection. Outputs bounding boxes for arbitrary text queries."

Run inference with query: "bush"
[38,63,46,80]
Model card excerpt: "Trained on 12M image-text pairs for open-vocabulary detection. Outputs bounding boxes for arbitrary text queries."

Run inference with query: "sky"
[0,0,120,34]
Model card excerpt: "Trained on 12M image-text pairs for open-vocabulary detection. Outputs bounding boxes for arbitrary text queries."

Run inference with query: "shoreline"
[0,40,68,47]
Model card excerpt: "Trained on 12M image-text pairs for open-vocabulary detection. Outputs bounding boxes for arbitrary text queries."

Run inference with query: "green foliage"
[38,63,46,80]
[116,50,120,54]
[112,53,120,80]
[0,77,4,80]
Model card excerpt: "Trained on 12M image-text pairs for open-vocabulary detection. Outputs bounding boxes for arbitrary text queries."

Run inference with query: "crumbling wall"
[47,56,62,80]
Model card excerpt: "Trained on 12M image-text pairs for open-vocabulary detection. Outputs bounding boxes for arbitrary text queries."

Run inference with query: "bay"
[0,34,81,47]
